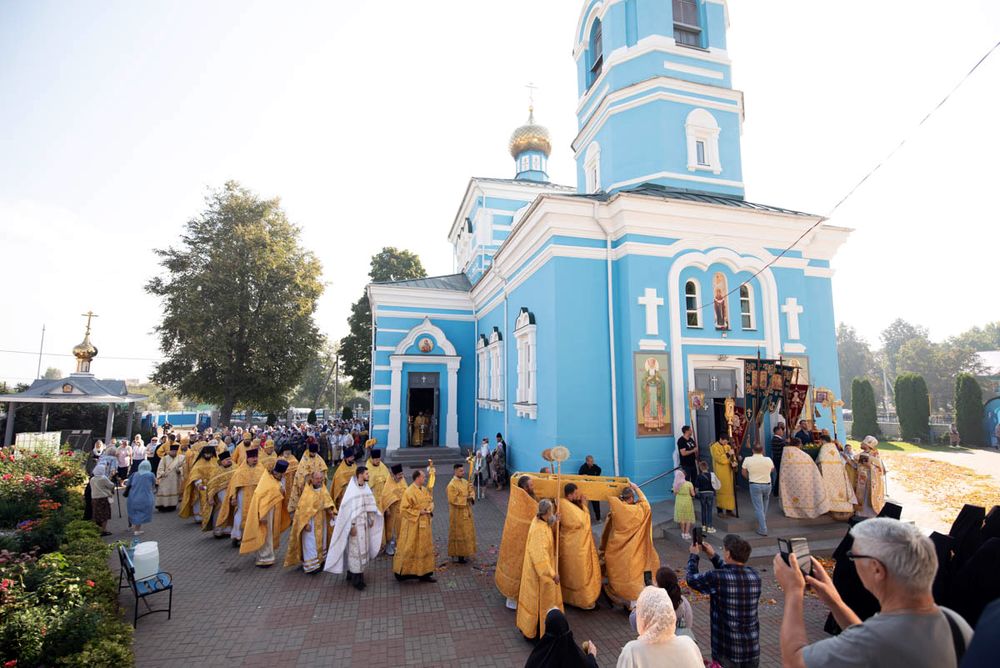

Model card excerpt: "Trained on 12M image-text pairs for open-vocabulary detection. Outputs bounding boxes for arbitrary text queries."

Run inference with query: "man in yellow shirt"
[741,443,775,536]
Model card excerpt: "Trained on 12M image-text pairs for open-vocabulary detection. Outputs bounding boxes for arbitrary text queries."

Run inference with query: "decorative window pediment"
[685,108,722,174]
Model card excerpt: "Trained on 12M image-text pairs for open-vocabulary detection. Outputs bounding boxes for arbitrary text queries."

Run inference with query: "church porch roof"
[371,273,472,292]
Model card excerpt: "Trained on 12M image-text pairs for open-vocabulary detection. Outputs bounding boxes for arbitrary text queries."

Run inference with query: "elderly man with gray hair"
[774,517,973,667]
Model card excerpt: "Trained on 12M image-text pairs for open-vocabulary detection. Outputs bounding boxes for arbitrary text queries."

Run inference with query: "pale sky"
[2,0,999,385]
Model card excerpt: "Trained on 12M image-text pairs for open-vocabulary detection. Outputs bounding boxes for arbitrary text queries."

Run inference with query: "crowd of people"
[672,421,889,539]
[75,420,1000,668]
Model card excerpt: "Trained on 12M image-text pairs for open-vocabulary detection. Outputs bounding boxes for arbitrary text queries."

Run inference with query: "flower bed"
[0,451,134,667]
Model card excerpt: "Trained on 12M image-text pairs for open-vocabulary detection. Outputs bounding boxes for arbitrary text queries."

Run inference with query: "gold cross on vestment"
[81,310,99,335]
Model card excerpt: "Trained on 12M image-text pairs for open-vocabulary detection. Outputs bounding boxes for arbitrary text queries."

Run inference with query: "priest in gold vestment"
[218,448,264,547]
[284,471,336,572]
[232,433,254,467]
[205,450,236,535]
[287,439,328,513]
[779,438,831,519]
[557,484,601,610]
[366,449,390,506]
[601,482,660,607]
[178,445,217,523]
[710,435,738,514]
[240,459,291,567]
[496,476,538,609]
[379,463,406,555]
[516,499,563,639]
[330,446,358,509]
[817,436,857,520]
[447,462,476,563]
[392,467,436,582]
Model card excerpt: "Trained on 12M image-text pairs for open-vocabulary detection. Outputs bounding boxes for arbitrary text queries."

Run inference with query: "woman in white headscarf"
[616,586,703,668]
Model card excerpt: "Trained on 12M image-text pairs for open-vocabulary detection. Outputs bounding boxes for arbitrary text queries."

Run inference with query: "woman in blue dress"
[125,459,157,536]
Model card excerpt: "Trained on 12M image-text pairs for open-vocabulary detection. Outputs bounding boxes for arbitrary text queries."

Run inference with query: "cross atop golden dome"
[72,311,99,374]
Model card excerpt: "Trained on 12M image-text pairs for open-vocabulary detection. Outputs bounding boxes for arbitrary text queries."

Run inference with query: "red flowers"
[0,578,13,590]
[85,580,95,588]
[5,659,18,667]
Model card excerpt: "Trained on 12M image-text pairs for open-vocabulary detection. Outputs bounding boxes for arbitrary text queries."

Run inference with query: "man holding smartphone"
[686,535,761,668]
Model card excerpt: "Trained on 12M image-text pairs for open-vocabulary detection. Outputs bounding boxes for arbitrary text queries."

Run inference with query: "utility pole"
[36,324,46,379]
[333,351,340,419]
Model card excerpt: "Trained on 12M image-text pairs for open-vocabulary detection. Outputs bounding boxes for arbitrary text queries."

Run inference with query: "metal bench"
[117,544,173,627]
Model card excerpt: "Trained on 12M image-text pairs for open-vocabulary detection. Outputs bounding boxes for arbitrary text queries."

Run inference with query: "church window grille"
[685,280,702,328]
[514,309,537,418]
[588,20,603,88]
[740,285,755,330]
[673,0,703,48]
[685,108,722,174]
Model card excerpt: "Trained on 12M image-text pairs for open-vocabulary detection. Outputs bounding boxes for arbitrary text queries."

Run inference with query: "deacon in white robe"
[324,465,383,590]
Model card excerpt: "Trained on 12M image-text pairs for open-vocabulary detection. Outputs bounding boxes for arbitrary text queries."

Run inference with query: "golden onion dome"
[508,107,552,158]
[72,333,98,361]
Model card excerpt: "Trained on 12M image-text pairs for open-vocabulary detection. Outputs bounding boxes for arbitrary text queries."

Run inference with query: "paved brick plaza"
[108,474,830,667]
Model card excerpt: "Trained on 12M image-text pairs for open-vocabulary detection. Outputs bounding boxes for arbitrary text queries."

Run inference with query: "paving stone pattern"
[109,473,829,667]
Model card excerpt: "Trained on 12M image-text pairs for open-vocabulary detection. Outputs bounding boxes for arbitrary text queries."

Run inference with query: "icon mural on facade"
[635,352,672,437]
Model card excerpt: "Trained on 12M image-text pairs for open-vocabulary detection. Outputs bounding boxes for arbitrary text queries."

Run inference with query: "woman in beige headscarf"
[615,586,703,668]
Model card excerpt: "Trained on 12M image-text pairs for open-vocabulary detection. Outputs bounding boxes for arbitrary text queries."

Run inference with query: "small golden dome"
[73,334,98,361]
[508,108,552,158]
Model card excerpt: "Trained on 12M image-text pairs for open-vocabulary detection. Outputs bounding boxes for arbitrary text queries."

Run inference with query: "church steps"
[383,447,468,468]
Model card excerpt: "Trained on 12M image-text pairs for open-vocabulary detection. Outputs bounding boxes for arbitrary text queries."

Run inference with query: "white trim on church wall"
[386,354,461,451]
[393,317,458,356]
[666,61,725,80]
[667,248,781,436]
[376,310,476,322]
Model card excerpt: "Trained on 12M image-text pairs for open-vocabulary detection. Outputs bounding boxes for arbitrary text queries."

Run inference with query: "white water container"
[132,541,159,581]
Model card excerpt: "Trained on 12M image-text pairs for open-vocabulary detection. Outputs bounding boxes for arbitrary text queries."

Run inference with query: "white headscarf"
[636,586,677,644]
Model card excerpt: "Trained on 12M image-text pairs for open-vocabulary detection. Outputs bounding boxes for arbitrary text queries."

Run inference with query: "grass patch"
[846,439,968,454]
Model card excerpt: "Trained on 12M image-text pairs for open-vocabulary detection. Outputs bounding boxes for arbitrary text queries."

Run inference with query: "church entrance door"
[693,369,738,467]
[406,372,439,447]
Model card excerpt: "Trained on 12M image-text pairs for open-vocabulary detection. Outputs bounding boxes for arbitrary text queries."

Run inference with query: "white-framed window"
[476,335,489,399]
[584,142,601,193]
[685,108,722,174]
[685,280,702,328]
[514,308,537,419]
[488,327,503,402]
[531,155,541,171]
[520,156,530,172]
[739,284,755,330]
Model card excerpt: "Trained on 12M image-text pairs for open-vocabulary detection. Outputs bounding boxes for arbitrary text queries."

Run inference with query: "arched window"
[739,284,755,330]
[685,280,702,328]
[673,0,702,48]
[588,19,603,88]
[584,142,601,193]
[685,108,722,174]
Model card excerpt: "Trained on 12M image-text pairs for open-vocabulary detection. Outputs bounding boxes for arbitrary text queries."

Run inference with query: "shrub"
[341,405,353,420]
[307,409,317,424]
[895,373,930,441]
[850,377,881,440]
[266,412,278,427]
[955,373,985,445]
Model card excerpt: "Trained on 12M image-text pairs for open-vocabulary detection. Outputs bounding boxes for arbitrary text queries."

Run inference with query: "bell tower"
[572,0,745,197]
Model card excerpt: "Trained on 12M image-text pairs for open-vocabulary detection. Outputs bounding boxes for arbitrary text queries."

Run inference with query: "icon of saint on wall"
[713,272,729,330]
[636,354,671,436]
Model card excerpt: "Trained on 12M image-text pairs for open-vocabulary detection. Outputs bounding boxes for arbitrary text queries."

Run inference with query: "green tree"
[880,319,929,381]
[145,181,324,425]
[290,341,340,408]
[955,373,985,445]
[895,373,930,441]
[850,377,881,440]
[951,322,1000,352]
[42,367,63,380]
[307,409,317,425]
[837,324,876,407]
[897,337,984,412]
[340,247,426,391]
[341,405,353,420]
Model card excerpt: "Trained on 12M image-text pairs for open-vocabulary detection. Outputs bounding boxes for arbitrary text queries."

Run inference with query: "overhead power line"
[700,37,1000,312]
[0,349,161,362]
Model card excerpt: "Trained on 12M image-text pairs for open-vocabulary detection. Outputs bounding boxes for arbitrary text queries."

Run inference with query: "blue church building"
[366,0,850,499]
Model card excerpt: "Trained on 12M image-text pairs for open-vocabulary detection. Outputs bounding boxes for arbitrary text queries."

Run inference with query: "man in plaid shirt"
[686,534,762,668]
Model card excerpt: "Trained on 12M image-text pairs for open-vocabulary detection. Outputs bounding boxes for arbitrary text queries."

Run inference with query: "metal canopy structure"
[1,312,146,447]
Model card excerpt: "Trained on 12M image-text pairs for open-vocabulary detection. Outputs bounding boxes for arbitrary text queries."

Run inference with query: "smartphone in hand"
[692,526,704,546]
[778,537,813,577]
